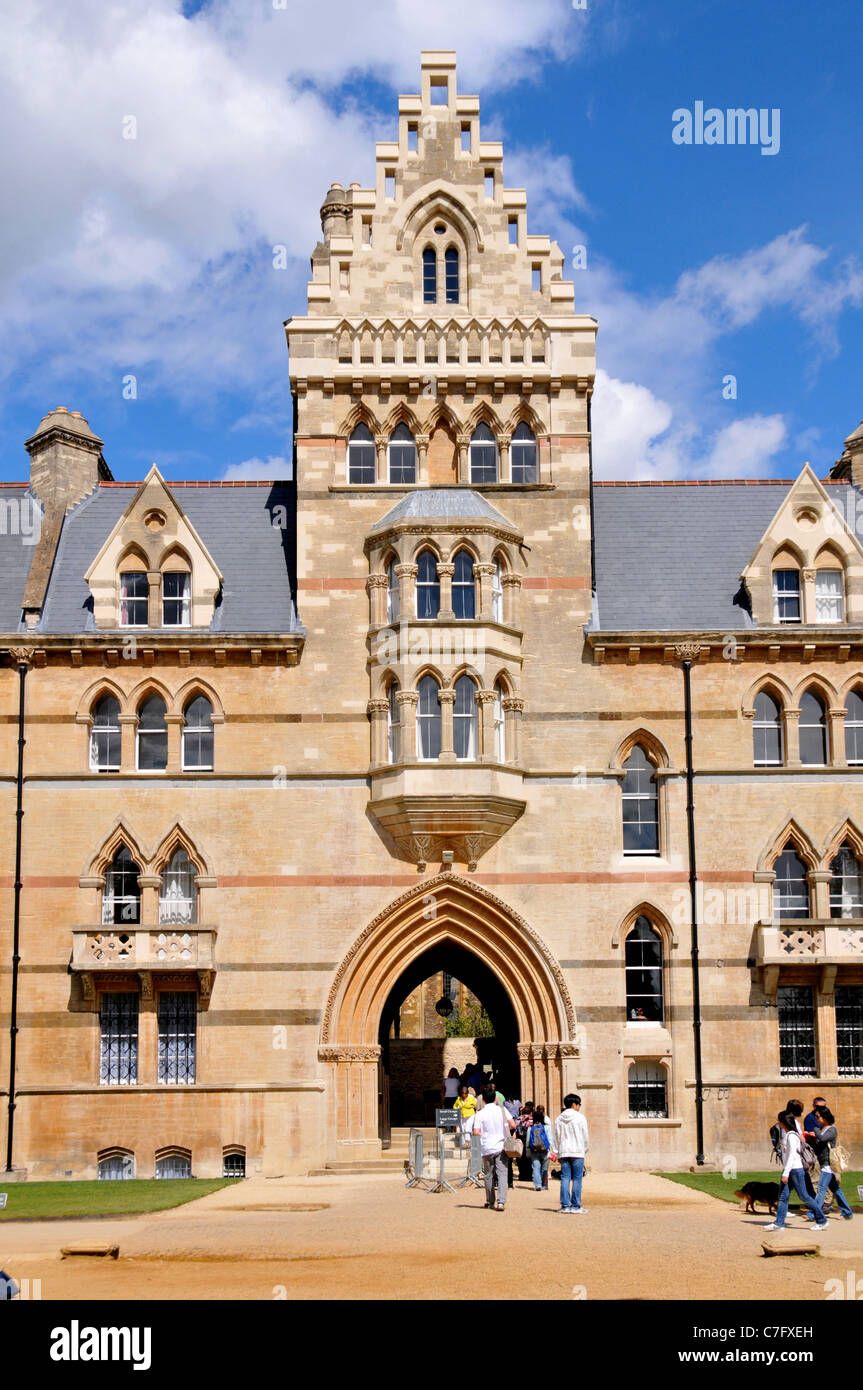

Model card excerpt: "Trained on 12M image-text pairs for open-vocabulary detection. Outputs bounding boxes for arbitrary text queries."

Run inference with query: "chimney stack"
[830,419,863,487]
[24,407,112,511]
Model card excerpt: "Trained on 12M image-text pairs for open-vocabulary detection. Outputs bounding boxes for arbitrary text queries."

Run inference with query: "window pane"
[387,684,400,764]
[836,986,863,1076]
[799,692,827,765]
[773,569,800,623]
[627,1063,667,1118]
[470,423,497,484]
[388,423,416,484]
[348,423,376,484]
[137,696,167,771]
[162,571,190,627]
[830,845,863,918]
[491,560,503,622]
[453,676,477,760]
[845,691,863,764]
[182,697,213,770]
[158,992,197,1085]
[119,571,148,626]
[100,993,139,1085]
[416,551,440,619]
[815,570,843,623]
[444,247,459,304]
[90,696,121,772]
[622,746,659,854]
[778,985,816,1076]
[451,550,476,620]
[417,676,441,760]
[511,422,538,483]
[625,918,664,1022]
[773,847,809,918]
[103,847,141,924]
[422,247,437,303]
[386,557,400,622]
[160,849,197,924]
[156,1152,192,1180]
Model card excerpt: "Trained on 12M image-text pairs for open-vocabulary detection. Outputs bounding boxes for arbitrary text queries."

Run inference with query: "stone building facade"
[1,51,862,1180]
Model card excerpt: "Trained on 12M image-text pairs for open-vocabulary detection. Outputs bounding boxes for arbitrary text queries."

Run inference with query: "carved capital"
[501,573,522,589]
[367,573,388,590]
[395,563,418,579]
[674,642,703,662]
[437,688,456,705]
[476,689,497,705]
[367,699,389,716]
[435,563,455,578]
[516,1043,532,1061]
[502,697,525,713]
[396,690,419,707]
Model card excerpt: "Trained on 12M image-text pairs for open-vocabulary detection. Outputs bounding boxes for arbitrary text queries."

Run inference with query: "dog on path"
[734,1180,780,1215]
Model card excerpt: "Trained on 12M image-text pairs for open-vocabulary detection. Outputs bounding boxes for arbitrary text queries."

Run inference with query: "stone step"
[307,1161,407,1175]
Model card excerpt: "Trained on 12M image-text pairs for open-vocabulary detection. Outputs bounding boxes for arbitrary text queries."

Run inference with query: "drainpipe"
[5,650,29,1173]
[680,651,705,1166]
[586,391,597,601]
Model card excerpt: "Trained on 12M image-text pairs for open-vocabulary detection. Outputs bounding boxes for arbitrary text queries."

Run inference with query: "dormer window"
[119,570,148,626]
[772,568,801,623]
[162,571,190,627]
[815,569,844,623]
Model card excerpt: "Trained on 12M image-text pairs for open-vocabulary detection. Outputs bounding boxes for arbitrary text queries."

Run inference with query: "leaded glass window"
[778,985,816,1076]
[836,986,863,1076]
[99,992,139,1086]
[158,992,197,1085]
[90,695,121,773]
[621,745,659,855]
[182,695,213,771]
[628,1062,668,1118]
[625,917,664,1023]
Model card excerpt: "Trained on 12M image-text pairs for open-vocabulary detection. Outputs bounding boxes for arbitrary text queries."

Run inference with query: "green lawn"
[659,1169,863,1209]
[0,1177,237,1221]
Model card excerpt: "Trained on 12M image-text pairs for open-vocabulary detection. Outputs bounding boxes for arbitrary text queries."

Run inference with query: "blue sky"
[0,0,861,483]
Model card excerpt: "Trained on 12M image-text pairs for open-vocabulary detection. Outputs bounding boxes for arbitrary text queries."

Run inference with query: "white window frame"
[772,568,801,624]
[162,570,191,627]
[118,570,149,627]
[815,569,844,623]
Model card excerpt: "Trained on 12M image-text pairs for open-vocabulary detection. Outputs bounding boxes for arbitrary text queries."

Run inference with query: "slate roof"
[591,480,853,631]
[0,488,38,630]
[371,487,516,530]
[35,482,302,636]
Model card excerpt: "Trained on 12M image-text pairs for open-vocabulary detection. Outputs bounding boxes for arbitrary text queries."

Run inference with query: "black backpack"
[769,1123,782,1164]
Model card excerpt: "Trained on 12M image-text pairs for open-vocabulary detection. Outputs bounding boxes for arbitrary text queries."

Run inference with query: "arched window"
[625,917,664,1023]
[628,1062,668,1119]
[510,421,538,483]
[388,423,417,485]
[90,695,121,773]
[815,568,844,623]
[451,549,476,620]
[103,847,141,925]
[422,246,437,303]
[155,1148,192,1179]
[223,1145,246,1178]
[386,556,400,623]
[387,682,400,764]
[830,843,863,918]
[753,690,783,766]
[845,689,863,765]
[182,695,214,771]
[773,846,810,919]
[773,568,801,623]
[621,745,659,855]
[159,849,198,924]
[415,550,440,619]
[491,558,504,623]
[493,682,506,762]
[137,695,168,771]
[417,675,442,760]
[347,422,376,484]
[470,423,498,484]
[453,675,478,760]
[98,1148,135,1180]
[444,246,459,304]
[119,569,148,626]
[162,567,190,627]
[799,690,828,765]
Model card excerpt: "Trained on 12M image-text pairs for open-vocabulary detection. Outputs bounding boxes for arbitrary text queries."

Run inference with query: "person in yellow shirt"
[454,1084,478,1150]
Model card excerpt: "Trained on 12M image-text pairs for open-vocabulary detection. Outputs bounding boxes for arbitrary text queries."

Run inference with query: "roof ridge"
[593,477,842,488]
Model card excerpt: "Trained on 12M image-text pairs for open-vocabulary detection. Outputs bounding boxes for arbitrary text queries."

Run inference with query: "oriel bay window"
[621,746,659,855]
[453,675,478,760]
[415,549,440,619]
[90,695,121,772]
[158,991,197,1085]
[451,549,476,619]
[416,675,442,760]
[100,992,139,1086]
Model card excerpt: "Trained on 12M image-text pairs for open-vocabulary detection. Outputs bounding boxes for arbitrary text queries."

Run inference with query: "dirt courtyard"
[3,1170,862,1302]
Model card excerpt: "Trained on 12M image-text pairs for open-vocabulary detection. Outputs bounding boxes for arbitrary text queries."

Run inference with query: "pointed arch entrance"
[319,874,578,1158]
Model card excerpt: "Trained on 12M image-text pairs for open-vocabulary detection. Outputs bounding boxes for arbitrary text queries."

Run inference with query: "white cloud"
[221,454,290,482]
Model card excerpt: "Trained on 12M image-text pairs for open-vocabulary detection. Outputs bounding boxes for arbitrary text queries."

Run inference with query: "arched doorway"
[318,874,578,1159]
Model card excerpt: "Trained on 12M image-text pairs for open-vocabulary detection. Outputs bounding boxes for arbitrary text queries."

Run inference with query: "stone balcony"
[754,920,863,997]
[368,762,525,869]
[70,925,217,1004]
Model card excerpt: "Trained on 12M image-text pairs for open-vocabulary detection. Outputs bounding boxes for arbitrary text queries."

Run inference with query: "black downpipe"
[682,658,705,1166]
[5,656,27,1172]
[586,393,597,599]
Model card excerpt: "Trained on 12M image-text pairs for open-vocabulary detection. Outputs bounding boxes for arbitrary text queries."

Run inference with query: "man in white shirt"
[473,1084,516,1210]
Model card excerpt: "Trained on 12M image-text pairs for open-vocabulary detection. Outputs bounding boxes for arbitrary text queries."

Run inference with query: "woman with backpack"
[527,1105,553,1191]
[764,1109,829,1231]
[808,1106,854,1221]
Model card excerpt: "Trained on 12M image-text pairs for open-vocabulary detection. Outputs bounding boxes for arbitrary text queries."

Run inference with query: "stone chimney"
[24,407,112,511]
[21,408,113,627]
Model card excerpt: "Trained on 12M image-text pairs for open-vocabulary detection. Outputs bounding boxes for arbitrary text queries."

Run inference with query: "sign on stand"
[428,1109,460,1194]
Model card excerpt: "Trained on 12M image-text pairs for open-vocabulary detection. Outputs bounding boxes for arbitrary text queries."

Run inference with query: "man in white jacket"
[552,1093,589,1212]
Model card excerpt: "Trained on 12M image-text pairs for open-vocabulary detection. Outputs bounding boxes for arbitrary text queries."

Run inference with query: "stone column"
[784,708,801,767]
[829,707,847,767]
[474,562,496,620]
[415,433,429,485]
[138,874,161,926]
[436,562,455,620]
[165,714,183,773]
[397,690,418,763]
[502,696,524,765]
[119,714,138,772]
[367,698,390,767]
[137,982,158,1088]
[374,435,388,484]
[502,572,522,629]
[437,687,456,762]
[810,869,832,921]
[366,572,388,628]
[498,433,511,484]
[456,433,471,484]
[477,689,497,762]
[396,563,417,618]
[802,567,816,625]
[816,990,839,1076]
[195,874,218,924]
[147,571,161,628]
[530,1043,545,1105]
[517,1043,531,1106]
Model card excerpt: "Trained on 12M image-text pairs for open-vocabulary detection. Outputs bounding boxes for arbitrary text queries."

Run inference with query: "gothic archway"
[319,874,577,1157]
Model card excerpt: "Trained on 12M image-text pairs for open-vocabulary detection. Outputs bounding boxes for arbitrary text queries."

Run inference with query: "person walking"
[808,1106,854,1221]
[553,1093,589,1213]
[527,1105,553,1192]
[454,1083,478,1150]
[442,1067,461,1107]
[764,1110,828,1231]
[473,1083,516,1211]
